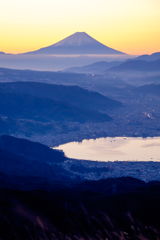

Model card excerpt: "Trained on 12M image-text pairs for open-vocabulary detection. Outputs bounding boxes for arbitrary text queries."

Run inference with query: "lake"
[54,137,160,161]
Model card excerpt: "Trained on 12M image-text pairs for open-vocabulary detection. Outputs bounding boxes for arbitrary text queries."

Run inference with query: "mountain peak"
[25,32,125,55]
[53,32,98,47]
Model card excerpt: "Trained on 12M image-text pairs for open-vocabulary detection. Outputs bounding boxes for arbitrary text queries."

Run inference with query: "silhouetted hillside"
[0,82,122,111]
[0,91,112,123]
[0,149,71,188]
[0,135,77,189]
[0,136,160,238]
[73,176,146,194]
[1,177,160,239]
[0,135,66,163]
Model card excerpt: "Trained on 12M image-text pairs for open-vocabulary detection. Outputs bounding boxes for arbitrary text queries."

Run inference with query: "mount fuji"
[25,32,125,55]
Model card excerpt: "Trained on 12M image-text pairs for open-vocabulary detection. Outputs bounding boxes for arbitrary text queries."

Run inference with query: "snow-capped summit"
[53,32,98,47]
[25,32,125,55]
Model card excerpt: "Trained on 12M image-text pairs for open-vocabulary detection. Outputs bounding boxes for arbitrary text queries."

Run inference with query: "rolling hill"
[0,82,122,111]
[0,91,112,123]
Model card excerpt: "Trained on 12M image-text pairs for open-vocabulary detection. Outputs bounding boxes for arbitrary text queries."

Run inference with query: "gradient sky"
[0,0,160,55]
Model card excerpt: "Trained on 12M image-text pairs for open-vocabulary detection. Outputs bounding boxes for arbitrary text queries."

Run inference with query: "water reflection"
[54,137,160,162]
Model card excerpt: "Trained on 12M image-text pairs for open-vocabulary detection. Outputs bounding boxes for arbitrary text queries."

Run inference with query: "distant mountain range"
[64,61,123,74]
[63,52,160,74]
[24,32,125,55]
[108,59,160,72]
[1,38,160,72]
[131,52,160,61]
[0,66,131,104]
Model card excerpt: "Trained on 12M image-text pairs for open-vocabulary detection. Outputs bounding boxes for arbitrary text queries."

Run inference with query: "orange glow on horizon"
[0,0,160,56]
[2,33,159,56]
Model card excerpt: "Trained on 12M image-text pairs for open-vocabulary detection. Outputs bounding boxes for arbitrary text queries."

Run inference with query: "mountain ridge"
[64,60,123,74]
[0,82,122,111]
[132,52,160,61]
[107,59,160,72]
[0,91,113,123]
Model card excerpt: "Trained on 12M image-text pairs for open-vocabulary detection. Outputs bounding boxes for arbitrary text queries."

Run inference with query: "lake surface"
[54,137,160,161]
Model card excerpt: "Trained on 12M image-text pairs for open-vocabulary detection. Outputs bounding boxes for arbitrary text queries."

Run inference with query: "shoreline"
[60,158,160,183]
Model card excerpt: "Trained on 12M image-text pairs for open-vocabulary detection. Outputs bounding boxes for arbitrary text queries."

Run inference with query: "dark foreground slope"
[0,136,160,239]
[0,135,75,189]
[0,135,66,164]
[1,177,160,239]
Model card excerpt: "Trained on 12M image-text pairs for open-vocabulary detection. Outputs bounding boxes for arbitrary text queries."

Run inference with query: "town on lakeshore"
[14,92,160,147]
